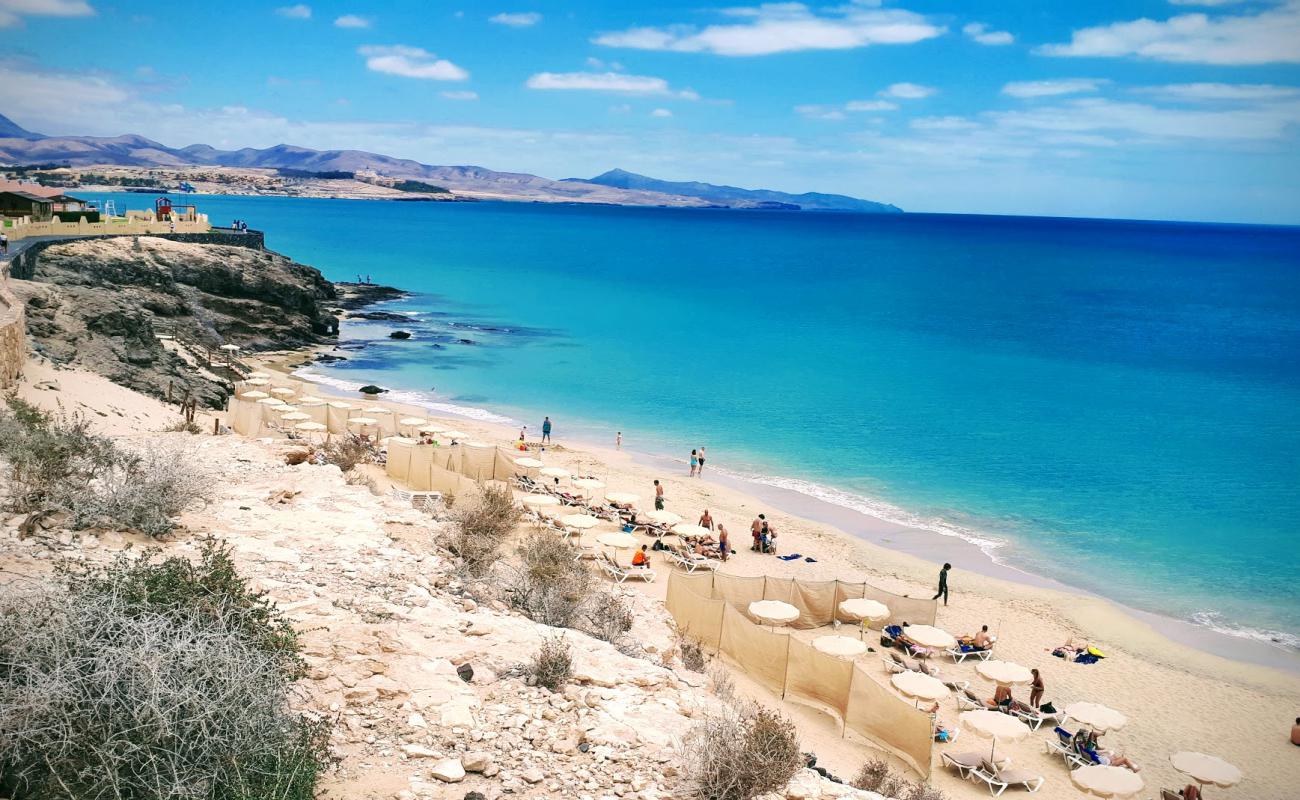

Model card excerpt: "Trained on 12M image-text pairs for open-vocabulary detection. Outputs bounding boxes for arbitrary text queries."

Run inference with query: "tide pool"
[86,193,1300,650]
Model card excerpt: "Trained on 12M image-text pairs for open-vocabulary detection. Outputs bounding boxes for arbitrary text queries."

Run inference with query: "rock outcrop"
[10,237,339,407]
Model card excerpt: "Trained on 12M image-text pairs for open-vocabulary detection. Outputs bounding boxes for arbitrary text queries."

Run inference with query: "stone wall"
[0,259,24,389]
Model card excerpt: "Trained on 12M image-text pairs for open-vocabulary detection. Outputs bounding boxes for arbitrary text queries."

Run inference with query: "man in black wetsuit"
[933,563,951,605]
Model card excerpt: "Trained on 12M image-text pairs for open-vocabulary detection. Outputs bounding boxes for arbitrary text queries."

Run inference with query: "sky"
[1,0,1299,223]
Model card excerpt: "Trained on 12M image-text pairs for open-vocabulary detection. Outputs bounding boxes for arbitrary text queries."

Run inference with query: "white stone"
[785,769,824,799]
[429,758,466,783]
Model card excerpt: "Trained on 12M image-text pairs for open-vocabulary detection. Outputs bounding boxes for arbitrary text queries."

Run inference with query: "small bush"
[443,485,520,577]
[904,781,948,800]
[62,443,210,537]
[529,634,573,692]
[163,418,203,434]
[581,589,634,646]
[707,665,735,701]
[852,757,934,800]
[344,470,379,494]
[505,532,592,628]
[320,436,372,472]
[852,758,892,794]
[681,701,802,800]
[675,624,706,672]
[0,539,325,799]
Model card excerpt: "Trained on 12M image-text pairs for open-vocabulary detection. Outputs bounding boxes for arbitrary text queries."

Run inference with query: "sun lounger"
[941,751,985,779]
[948,644,995,663]
[884,652,918,674]
[991,766,1044,794]
[667,547,721,573]
[600,556,655,583]
[1010,703,1060,731]
[1043,727,1091,770]
[957,688,989,711]
[1161,790,1181,800]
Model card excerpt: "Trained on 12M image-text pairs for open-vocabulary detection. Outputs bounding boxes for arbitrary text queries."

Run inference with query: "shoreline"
[277,343,1300,677]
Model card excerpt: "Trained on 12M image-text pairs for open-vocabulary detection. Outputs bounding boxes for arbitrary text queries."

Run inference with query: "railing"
[152,320,251,380]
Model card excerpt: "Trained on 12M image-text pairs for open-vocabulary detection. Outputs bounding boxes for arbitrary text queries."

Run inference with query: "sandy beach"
[244,347,1300,800]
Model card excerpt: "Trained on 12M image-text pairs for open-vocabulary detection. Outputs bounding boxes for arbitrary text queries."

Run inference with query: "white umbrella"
[239,390,269,400]
[748,600,799,630]
[219,343,240,351]
[247,371,270,379]
[328,401,354,409]
[891,670,949,701]
[399,416,428,426]
[270,387,296,397]
[560,514,601,530]
[418,424,447,435]
[597,531,637,549]
[280,411,311,422]
[902,624,957,650]
[1064,702,1127,732]
[521,494,561,508]
[572,478,606,492]
[515,457,545,469]
[363,406,393,416]
[442,429,467,439]
[1170,752,1243,789]
[812,635,868,659]
[540,467,570,479]
[839,598,890,622]
[299,395,326,404]
[976,660,1034,687]
[1071,765,1145,798]
[257,397,288,406]
[645,509,682,525]
[672,523,713,539]
[242,378,269,387]
[959,709,1030,764]
[295,421,327,431]
[605,491,639,505]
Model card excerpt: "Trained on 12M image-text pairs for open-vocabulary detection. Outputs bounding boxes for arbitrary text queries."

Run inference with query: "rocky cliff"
[10,237,339,408]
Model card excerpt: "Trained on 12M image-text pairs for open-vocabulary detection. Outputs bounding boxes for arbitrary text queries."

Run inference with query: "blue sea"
[89,193,1300,651]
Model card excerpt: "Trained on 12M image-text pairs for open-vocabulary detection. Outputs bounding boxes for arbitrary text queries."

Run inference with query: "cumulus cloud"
[334,14,369,28]
[651,108,673,118]
[992,97,1300,140]
[441,90,479,100]
[798,98,899,119]
[0,0,94,27]
[845,99,899,111]
[360,45,469,80]
[1002,78,1107,98]
[1038,1,1300,64]
[275,4,311,20]
[525,71,697,98]
[490,11,540,27]
[593,2,943,56]
[795,104,847,120]
[1133,82,1300,101]
[963,22,1013,45]
[879,82,935,99]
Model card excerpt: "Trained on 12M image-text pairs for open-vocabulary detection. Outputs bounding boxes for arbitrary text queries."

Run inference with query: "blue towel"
[777,553,802,561]
[804,557,817,563]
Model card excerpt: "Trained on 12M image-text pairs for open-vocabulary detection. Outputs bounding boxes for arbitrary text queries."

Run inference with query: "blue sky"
[1,0,1298,223]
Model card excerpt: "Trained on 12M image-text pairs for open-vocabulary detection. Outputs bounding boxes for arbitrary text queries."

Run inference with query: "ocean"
[87,192,1300,651]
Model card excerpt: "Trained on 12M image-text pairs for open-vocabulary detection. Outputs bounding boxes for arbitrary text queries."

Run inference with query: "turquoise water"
[89,193,1300,648]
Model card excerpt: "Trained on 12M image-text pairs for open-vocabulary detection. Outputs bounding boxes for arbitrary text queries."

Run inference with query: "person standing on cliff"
[541,416,552,444]
[1,231,8,255]
[933,563,952,605]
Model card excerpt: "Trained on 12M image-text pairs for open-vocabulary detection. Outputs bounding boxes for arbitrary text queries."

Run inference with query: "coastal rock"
[359,385,387,395]
[389,331,412,340]
[429,759,466,783]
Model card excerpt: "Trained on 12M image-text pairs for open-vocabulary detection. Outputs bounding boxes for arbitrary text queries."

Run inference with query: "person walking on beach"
[698,509,714,530]
[697,446,706,474]
[1029,668,1044,708]
[689,449,698,477]
[933,563,951,605]
[616,431,622,450]
[751,514,765,551]
[717,524,730,561]
[541,416,552,444]
[1,231,8,255]
[654,480,664,510]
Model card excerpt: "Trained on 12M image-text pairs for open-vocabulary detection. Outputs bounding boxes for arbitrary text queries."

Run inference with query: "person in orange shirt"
[631,544,650,569]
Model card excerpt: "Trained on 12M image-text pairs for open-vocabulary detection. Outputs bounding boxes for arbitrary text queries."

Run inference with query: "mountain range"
[0,113,899,213]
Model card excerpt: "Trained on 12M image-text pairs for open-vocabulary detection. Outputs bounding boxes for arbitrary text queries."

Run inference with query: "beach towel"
[804,557,817,562]
[1074,653,1101,664]
[778,553,802,561]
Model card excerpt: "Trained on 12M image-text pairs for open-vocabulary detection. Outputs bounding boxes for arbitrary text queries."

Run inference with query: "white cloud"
[879,82,935,99]
[1134,82,1300,101]
[962,22,1013,45]
[441,90,479,101]
[1002,78,1107,98]
[593,2,943,56]
[991,97,1300,141]
[911,116,980,131]
[845,99,898,111]
[525,71,696,98]
[275,4,311,20]
[1167,0,1248,5]
[490,11,540,27]
[795,104,847,120]
[334,14,369,28]
[0,0,94,27]
[1038,1,1300,64]
[359,45,469,81]
[650,108,673,118]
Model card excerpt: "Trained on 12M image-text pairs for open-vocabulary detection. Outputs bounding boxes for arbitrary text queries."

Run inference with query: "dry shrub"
[0,540,324,799]
[163,418,203,434]
[904,781,948,800]
[529,634,573,692]
[344,470,379,494]
[443,485,519,578]
[852,757,939,800]
[852,758,893,794]
[581,589,634,646]
[320,436,372,472]
[62,442,210,537]
[706,665,735,701]
[681,701,802,800]
[675,624,706,672]
[505,532,592,628]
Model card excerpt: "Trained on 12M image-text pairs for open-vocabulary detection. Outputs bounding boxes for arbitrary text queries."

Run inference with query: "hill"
[573,168,900,213]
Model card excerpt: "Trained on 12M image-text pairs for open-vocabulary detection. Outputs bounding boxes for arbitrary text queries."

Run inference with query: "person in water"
[541,416,552,444]
[689,449,698,477]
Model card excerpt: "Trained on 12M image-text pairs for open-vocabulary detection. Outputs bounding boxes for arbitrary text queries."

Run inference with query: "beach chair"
[883,652,916,674]
[1010,703,1060,731]
[987,764,1044,795]
[957,688,990,712]
[941,751,984,779]
[572,541,598,562]
[1043,728,1090,770]
[948,644,995,663]
[600,555,655,584]
[968,761,1011,796]
[390,487,443,507]
[1160,791,1181,800]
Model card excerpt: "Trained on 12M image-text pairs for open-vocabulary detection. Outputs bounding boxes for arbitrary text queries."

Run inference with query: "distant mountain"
[0,115,900,212]
[571,168,901,213]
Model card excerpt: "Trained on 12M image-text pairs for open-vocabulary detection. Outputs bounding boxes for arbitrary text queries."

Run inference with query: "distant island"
[0,113,898,213]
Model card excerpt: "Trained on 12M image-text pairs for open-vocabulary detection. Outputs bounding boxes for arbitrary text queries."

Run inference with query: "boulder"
[430,759,466,783]
[462,751,494,772]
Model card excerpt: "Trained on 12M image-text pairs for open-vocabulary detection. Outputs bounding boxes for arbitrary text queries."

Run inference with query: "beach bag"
[880,635,895,648]
[1040,702,1057,714]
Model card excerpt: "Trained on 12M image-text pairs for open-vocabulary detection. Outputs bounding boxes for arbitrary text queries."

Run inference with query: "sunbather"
[958,625,993,651]
[926,702,956,742]
[991,685,1013,710]
[1075,730,1140,771]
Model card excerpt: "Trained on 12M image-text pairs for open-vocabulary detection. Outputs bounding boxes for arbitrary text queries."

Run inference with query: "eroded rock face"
[11,237,339,407]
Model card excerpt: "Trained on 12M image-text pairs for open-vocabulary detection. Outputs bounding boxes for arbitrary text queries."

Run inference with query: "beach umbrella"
[243,378,270,387]
[839,598,890,623]
[672,523,713,539]
[520,494,561,508]
[280,411,311,422]
[247,371,270,379]
[399,416,428,427]
[605,491,639,505]
[812,635,868,659]
[902,624,957,650]
[515,457,545,469]
[257,397,288,407]
[270,387,296,397]
[976,660,1034,687]
[363,406,393,417]
[299,395,326,404]
[328,401,354,409]
[442,429,467,439]
[1071,765,1145,798]
[572,478,605,494]
[959,709,1030,765]
[540,467,570,479]
[1170,752,1243,789]
[1064,702,1127,732]
[645,509,682,525]
[596,531,637,550]
[295,422,327,431]
[239,390,269,400]
[219,344,240,351]
[418,424,447,435]
[891,670,949,702]
[347,417,379,432]
[560,514,601,531]
[748,600,799,631]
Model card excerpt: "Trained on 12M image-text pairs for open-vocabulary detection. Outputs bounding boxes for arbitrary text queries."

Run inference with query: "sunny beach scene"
[1,2,1298,800]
